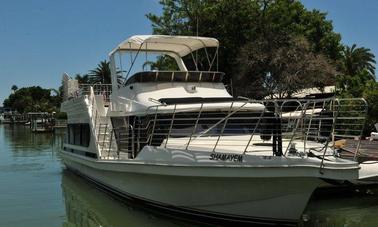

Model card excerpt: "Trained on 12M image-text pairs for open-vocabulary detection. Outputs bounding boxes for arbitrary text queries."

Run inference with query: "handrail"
[89,87,101,157]
[192,99,253,140]
[164,104,177,148]
[213,102,234,152]
[148,106,159,145]
[243,109,266,154]
[108,130,113,159]
[185,103,204,150]
[67,84,112,102]
[319,99,340,173]
[304,102,317,153]
[102,97,368,162]
[89,86,116,159]
[283,100,306,156]
[124,70,225,86]
[130,124,135,158]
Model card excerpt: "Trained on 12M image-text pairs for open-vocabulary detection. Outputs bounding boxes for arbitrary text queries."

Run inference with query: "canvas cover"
[109,35,219,57]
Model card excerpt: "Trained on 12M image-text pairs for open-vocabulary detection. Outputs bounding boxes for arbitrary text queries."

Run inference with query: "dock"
[341,139,378,161]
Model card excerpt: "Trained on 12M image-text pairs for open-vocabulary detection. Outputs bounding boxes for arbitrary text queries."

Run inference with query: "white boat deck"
[160,135,328,155]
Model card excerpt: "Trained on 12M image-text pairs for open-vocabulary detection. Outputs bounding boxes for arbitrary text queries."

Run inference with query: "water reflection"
[301,186,378,226]
[0,124,65,227]
[2,124,61,154]
[61,170,195,227]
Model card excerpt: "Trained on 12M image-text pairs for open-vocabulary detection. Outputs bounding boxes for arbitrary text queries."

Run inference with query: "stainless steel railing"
[101,98,368,161]
[124,71,224,86]
[88,87,117,158]
[80,84,112,102]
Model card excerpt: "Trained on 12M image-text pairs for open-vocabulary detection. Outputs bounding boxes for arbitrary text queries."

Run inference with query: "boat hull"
[61,151,323,225]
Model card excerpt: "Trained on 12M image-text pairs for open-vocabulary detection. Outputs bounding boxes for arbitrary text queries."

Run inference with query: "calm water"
[1,124,378,227]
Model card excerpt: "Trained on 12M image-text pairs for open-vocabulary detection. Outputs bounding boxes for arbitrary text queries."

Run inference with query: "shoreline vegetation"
[1,0,377,135]
[0,61,112,120]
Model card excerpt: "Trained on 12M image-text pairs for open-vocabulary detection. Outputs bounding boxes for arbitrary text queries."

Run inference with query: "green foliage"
[148,56,180,71]
[336,44,377,135]
[363,81,378,135]
[337,70,373,97]
[236,36,336,98]
[11,85,18,92]
[86,60,124,84]
[88,60,112,84]
[75,74,91,84]
[54,112,67,119]
[337,44,376,98]
[3,86,61,113]
[147,0,343,96]
[340,44,376,78]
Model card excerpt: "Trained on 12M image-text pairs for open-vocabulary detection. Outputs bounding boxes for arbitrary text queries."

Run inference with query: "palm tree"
[88,60,125,85]
[75,74,91,84]
[338,44,376,93]
[88,60,112,84]
[11,85,18,93]
[341,44,376,79]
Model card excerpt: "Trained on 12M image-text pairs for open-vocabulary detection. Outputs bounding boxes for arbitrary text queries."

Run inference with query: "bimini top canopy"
[109,35,219,57]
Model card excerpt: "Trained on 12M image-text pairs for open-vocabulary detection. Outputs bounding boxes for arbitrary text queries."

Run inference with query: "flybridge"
[108,35,220,88]
[106,35,225,112]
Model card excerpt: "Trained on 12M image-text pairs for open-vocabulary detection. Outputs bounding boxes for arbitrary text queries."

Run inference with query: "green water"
[0,124,378,227]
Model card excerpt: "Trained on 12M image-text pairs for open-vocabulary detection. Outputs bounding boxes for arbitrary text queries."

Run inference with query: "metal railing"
[103,98,367,161]
[80,84,112,102]
[54,119,67,128]
[88,97,367,164]
[124,71,224,86]
[88,87,117,158]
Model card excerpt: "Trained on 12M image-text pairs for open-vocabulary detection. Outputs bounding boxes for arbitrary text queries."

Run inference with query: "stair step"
[98,140,111,143]
[98,132,111,135]
[99,142,111,145]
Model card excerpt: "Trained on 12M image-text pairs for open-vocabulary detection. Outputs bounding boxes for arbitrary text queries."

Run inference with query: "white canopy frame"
[109,35,220,101]
[109,35,219,57]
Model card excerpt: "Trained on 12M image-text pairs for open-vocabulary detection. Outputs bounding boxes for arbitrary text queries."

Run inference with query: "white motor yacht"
[60,35,376,225]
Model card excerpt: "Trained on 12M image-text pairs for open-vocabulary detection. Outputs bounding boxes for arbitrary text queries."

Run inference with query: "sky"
[0,0,377,105]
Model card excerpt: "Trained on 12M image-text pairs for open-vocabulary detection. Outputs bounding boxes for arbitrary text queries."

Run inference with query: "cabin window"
[67,124,90,147]
[116,52,179,80]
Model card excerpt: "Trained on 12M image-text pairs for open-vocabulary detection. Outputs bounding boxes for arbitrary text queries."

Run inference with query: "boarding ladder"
[96,117,117,158]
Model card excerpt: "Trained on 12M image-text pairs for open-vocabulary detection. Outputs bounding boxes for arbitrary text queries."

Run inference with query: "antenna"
[196,6,199,37]
[195,1,199,69]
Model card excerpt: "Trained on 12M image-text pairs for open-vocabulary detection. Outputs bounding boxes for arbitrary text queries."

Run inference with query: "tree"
[341,44,376,78]
[49,88,63,109]
[87,60,124,84]
[335,44,376,135]
[363,81,378,135]
[3,86,60,113]
[337,44,376,94]
[88,60,112,84]
[235,36,336,98]
[147,0,343,91]
[11,85,18,93]
[75,74,91,84]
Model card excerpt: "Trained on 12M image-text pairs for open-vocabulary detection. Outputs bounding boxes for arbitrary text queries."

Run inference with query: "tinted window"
[67,124,90,147]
